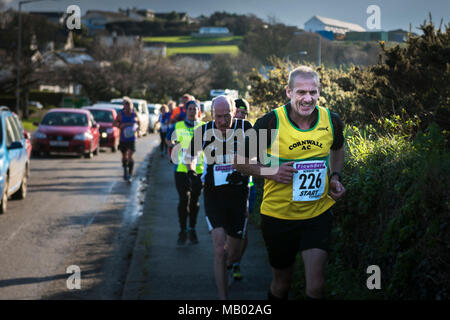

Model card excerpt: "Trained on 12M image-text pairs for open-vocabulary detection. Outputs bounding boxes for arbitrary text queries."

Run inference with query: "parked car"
[110,98,149,136]
[32,108,100,158]
[0,106,30,213]
[147,103,161,133]
[83,105,120,152]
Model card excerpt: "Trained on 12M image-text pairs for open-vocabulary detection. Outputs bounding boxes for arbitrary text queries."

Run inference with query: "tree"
[354,17,450,130]
[0,10,67,117]
[239,22,301,63]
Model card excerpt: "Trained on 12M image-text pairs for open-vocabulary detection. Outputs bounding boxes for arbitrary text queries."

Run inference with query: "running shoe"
[188,229,198,244]
[232,263,243,280]
[177,230,187,245]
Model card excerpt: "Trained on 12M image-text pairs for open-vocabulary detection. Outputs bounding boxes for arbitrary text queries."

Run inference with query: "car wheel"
[0,176,8,214]
[13,165,28,200]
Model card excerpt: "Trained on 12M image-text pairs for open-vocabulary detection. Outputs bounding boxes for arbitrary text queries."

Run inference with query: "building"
[345,31,388,42]
[82,10,132,34]
[98,34,142,47]
[388,29,411,42]
[143,42,167,57]
[192,27,232,38]
[37,50,95,94]
[305,15,366,35]
[119,8,155,21]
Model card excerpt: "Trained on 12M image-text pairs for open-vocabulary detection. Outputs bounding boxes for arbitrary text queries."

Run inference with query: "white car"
[110,98,149,137]
[147,104,161,133]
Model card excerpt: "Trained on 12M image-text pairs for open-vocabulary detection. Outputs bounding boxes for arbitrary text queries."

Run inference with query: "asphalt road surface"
[0,134,159,299]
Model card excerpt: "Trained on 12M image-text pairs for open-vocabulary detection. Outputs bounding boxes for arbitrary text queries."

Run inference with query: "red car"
[83,105,120,152]
[32,108,100,158]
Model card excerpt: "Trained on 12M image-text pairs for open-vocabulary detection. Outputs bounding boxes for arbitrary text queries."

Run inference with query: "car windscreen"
[148,106,156,114]
[111,101,139,108]
[89,109,114,123]
[41,112,88,126]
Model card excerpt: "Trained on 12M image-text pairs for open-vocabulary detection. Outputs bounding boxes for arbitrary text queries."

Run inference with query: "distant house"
[98,34,142,47]
[82,10,132,34]
[305,16,366,35]
[346,29,412,42]
[119,8,155,21]
[388,29,411,42]
[143,42,167,57]
[37,50,95,94]
[345,31,388,42]
[192,27,232,38]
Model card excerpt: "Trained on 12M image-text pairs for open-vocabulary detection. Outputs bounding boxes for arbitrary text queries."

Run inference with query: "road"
[0,134,159,299]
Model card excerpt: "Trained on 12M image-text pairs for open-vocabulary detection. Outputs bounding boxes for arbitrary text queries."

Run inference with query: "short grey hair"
[288,66,320,89]
[211,95,236,112]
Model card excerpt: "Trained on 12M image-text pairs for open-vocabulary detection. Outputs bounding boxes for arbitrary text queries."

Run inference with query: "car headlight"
[101,132,108,138]
[74,132,93,141]
[33,131,47,139]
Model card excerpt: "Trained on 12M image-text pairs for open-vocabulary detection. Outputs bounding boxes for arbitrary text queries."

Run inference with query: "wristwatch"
[329,171,342,182]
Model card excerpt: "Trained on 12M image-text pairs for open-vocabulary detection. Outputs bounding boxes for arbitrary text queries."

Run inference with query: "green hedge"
[326,123,449,299]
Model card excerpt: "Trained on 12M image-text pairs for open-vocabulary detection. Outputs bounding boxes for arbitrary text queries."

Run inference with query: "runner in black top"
[186,95,252,300]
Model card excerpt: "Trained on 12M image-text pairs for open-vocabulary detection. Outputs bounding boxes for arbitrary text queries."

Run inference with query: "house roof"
[56,52,94,64]
[307,15,366,32]
[42,51,94,66]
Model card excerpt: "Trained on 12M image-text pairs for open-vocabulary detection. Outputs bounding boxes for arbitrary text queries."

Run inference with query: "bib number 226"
[292,161,327,201]
[298,173,322,190]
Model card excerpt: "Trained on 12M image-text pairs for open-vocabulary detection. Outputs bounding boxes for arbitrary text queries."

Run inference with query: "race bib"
[213,164,234,186]
[292,160,327,201]
[123,125,136,138]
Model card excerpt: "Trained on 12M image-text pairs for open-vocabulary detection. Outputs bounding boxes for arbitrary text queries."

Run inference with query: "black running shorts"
[204,186,248,239]
[261,209,333,269]
[118,140,136,153]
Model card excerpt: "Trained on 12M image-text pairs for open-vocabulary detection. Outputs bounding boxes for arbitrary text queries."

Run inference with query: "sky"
[3,0,449,32]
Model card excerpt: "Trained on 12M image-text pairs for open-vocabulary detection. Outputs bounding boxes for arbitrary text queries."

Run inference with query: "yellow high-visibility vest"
[174,120,204,174]
[261,105,336,220]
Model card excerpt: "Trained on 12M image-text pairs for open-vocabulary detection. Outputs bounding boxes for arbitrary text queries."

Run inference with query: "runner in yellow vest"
[233,66,346,300]
[166,100,204,245]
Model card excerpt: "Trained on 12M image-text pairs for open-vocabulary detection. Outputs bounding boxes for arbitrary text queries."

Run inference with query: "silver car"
[147,104,161,133]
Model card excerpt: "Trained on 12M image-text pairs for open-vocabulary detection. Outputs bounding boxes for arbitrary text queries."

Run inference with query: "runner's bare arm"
[329,146,344,174]
[328,146,345,200]
[113,114,121,128]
